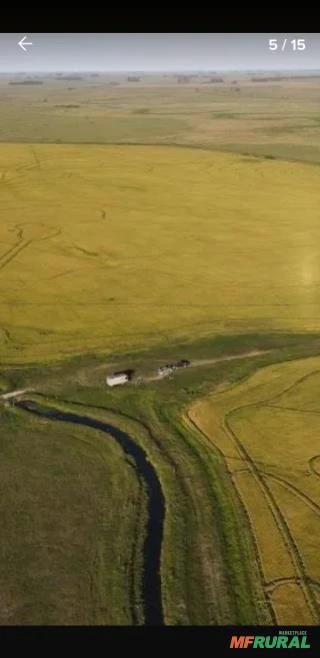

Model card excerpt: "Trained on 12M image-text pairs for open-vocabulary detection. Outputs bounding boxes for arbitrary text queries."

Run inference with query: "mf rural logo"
[229,630,311,649]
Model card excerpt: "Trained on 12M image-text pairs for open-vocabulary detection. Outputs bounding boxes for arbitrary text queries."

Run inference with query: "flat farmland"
[2,71,320,627]
[1,144,320,363]
[188,356,320,624]
[1,73,320,163]
[0,403,146,625]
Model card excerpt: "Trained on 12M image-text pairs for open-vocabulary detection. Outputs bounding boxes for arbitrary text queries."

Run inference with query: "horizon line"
[1,68,320,74]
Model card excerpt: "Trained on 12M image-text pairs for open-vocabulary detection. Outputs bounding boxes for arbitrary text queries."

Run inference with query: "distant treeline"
[252,75,320,82]
[54,104,80,109]
[54,75,84,81]
[9,80,43,85]
[177,75,192,83]
[177,75,224,83]
[207,77,224,83]
[8,80,43,85]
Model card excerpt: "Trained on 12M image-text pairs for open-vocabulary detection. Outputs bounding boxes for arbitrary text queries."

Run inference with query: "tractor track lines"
[262,472,320,517]
[38,227,62,242]
[47,268,81,281]
[265,370,320,406]
[73,245,99,257]
[1,328,12,344]
[225,408,319,621]
[265,576,303,593]
[265,403,320,415]
[0,222,25,261]
[1,177,27,201]
[0,239,33,273]
[0,238,24,264]
[29,146,40,169]
[0,223,62,275]
[188,364,320,622]
[185,409,274,623]
[205,365,320,621]
[265,576,320,593]
[7,223,24,240]
[309,455,320,478]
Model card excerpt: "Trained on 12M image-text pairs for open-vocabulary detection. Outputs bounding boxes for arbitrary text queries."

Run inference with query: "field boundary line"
[265,576,302,593]
[185,409,275,623]
[266,403,320,415]
[264,370,320,406]
[225,408,318,622]
[190,359,320,622]
[218,365,320,622]
[262,472,320,516]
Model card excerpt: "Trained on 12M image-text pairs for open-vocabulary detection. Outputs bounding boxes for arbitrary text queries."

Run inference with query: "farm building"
[106,373,129,387]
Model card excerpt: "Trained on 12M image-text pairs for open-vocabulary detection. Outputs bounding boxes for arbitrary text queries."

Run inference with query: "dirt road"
[190,349,270,368]
[0,350,271,396]
[142,349,271,383]
[0,388,35,400]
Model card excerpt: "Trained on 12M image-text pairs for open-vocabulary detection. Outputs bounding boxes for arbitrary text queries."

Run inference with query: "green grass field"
[1,334,320,625]
[0,340,276,625]
[1,73,320,163]
[0,403,146,625]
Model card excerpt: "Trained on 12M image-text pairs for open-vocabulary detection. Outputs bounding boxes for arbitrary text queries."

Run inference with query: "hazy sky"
[0,33,319,72]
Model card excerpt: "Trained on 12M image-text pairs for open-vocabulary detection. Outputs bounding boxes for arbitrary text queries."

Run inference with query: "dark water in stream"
[17,400,165,626]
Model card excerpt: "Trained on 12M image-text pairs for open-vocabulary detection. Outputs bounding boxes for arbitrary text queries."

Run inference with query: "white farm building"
[106,373,129,387]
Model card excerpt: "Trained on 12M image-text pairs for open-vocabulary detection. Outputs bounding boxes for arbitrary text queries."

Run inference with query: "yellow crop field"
[189,356,320,624]
[232,471,296,583]
[270,584,314,626]
[1,143,320,363]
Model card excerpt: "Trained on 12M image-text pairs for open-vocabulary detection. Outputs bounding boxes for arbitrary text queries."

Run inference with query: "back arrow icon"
[18,35,33,52]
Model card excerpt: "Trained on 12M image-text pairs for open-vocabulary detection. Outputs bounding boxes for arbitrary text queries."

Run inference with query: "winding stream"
[17,399,165,626]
